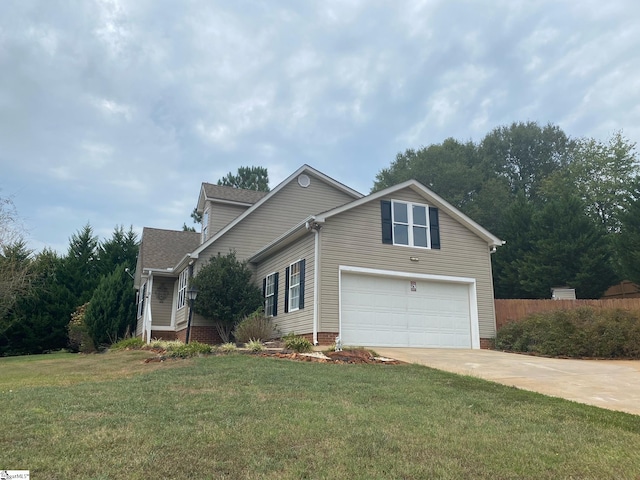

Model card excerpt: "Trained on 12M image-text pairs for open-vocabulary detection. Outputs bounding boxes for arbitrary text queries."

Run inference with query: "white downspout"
[144,273,154,344]
[308,221,321,346]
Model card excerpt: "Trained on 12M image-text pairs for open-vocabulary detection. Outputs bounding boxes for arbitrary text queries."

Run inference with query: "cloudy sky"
[1,0,639,254]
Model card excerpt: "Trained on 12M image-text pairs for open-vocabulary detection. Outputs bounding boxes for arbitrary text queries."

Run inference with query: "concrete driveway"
[371,348,640,416]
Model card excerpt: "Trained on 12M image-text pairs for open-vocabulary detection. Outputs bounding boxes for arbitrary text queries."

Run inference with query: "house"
[134,165,503,349]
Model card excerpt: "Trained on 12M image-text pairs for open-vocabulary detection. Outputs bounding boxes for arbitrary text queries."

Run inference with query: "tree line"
[0,221,139,356]
[373,121,640,298]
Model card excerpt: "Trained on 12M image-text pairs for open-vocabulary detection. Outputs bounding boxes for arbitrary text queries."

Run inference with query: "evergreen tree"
[97,225,139,276]
[616,180,640,284]
[84,264,137,348]
[0,249,75,355]
[519,196,617,298]
[191,251,263,342]
[60,224,100,305]
[217,166,270,191]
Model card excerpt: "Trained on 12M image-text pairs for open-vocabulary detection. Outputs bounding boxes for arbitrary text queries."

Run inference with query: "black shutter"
[429,207,440,249]
[381,200,392,244]
[299,260,305,310]
[284,267,290,313]
[262,277,266,297]
[273,272,279,316]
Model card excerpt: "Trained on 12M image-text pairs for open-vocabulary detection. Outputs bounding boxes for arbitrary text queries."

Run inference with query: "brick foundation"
[150,330,177,341]
[176,326,224,345]
[297,332,339,346]
[480,338,494,349]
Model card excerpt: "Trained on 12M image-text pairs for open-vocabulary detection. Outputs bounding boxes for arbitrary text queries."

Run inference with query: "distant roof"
[202,183,269,205]
[139,227,201,271]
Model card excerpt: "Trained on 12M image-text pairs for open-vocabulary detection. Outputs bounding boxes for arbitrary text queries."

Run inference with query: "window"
[285,260,305,312]
[263,272,278,317]
[202,210,209,242]
[137,283,146,318]
[177,269,188,310]
[381,200,440,249]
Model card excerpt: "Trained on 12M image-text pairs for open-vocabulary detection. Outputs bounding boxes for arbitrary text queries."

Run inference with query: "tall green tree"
[218,166,270,191]
[479,121,574,203]
[60,223,100,305]
[97,225,139,276]
[518,195,617,298]
[0,248,75,355]
[616,180,640,284]
[542,132,639,233]
[84,264,137,348]
[191,251,263,343]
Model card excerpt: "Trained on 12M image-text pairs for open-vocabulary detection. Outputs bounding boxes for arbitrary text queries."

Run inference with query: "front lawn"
[1,351,639,479]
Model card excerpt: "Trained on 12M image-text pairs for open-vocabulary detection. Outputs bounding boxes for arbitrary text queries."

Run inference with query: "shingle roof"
[139,227,201,271]
[202,183,269,204]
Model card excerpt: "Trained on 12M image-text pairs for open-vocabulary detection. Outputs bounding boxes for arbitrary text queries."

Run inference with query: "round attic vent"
[298,174,311,188]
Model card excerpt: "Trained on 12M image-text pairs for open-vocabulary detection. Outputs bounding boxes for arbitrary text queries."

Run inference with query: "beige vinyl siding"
[206,201,249,237]
[319,188,497,338]
[196,174,355,268]
[254,234,315,337]
[136,317,143,337]
[150,277,175,327]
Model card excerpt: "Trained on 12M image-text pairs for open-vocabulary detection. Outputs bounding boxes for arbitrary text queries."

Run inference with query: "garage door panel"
[341,273,472,348]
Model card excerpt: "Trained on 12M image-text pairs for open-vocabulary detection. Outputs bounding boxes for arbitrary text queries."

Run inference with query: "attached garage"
[339,267,480,349]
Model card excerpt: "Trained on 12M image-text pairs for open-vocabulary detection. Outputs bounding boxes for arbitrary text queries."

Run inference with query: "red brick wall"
[480,338,493,349]
[150,330,177,341]
[176,326,223,345]
[297,332,338,346]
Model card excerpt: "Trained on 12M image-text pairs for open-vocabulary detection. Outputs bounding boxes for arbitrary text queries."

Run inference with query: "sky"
[1,0,640,254]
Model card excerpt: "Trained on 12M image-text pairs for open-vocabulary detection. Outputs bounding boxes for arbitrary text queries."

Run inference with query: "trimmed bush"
[282,332,313,353]
[233,309,275,343]
[111,337,145,350]
[496,307,640,358]
[220,342,238,353]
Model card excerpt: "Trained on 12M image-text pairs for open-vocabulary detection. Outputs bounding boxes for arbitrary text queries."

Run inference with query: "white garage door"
[341,273,472,348]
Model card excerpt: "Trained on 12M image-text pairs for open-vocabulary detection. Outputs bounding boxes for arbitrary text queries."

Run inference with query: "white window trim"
[391,200,430,249]
[177,269,188,310]
[264,272,277,317]
[288,260,302,312]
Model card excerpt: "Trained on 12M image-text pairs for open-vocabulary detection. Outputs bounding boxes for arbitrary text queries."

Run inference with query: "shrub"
[220,342,238,353]
[67,303,96,353]
[246,339,264,352]
[282,332,313,353]
[496,307,640,358]
[111,337,145,350]
[148,339,183,351]
[165,341,213,358]
[233,309,274,343]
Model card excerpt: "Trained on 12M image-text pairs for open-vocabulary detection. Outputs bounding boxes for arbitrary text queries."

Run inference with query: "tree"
[616,180,640,284]
[542,132,639,233]
[0,248,75,355]
[479,121,574,203]
[0,195,31,320]
[518,195,617,299]
[191,251,263,343]
[217,166,270,191]
[97,225,139,276]
[59,224,100,305]
[182,222,196,232]
[84,264,137,348]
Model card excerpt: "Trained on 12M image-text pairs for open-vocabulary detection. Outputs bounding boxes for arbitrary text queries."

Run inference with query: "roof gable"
[196,183,269,213]
[316,180,503,247]
[191,164,363,257]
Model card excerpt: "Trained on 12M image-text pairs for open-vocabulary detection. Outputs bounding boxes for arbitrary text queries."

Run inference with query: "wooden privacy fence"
[495,299,640,331]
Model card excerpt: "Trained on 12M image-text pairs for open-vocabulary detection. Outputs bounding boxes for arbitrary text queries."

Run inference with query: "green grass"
[1,352,639,479]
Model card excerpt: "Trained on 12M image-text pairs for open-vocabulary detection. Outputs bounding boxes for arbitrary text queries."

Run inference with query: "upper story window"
[177,269,188,310]
[202,210,209,242]
[381,199,440,249]
[285,259,305,313]
[263,272,278,317]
